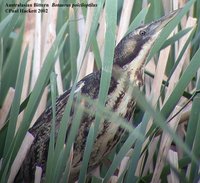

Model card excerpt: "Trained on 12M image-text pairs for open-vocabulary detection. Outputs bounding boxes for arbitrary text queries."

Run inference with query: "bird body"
[21,69,137,182]
[15,9,179,182]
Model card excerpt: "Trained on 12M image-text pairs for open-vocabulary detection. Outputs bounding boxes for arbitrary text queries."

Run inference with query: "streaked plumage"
[15,10,179,183]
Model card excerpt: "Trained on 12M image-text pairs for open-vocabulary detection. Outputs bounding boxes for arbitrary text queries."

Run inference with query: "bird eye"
[139,30,146,36]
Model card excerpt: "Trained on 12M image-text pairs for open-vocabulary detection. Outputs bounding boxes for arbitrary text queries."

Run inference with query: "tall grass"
[0,0,200,182]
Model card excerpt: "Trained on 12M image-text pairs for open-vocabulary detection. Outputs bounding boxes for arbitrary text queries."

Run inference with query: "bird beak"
[147,8,181,36]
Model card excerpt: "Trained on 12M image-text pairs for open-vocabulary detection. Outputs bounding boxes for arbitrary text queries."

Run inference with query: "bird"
[15,9,179,183]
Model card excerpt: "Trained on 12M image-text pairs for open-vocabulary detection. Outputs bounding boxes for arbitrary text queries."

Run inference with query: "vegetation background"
[0,0,200,182]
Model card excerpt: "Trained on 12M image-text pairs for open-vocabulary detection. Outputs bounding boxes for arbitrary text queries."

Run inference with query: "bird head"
[114,9,180,69]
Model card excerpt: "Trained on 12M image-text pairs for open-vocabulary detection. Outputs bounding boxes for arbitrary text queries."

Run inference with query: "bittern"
[15,9,179,183]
